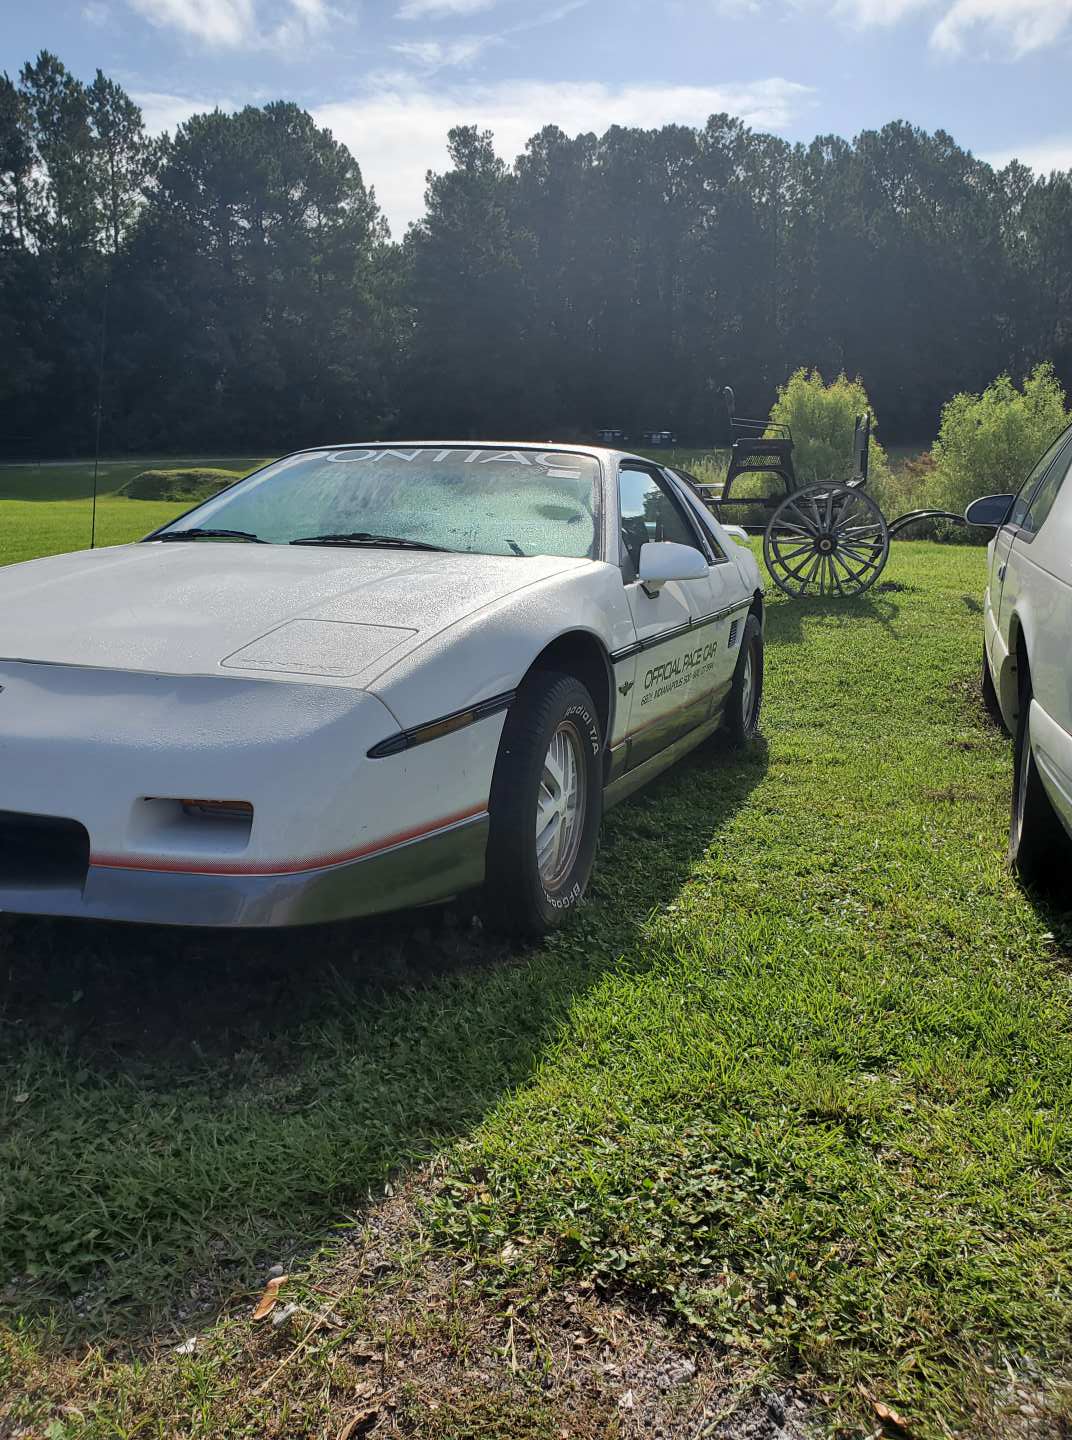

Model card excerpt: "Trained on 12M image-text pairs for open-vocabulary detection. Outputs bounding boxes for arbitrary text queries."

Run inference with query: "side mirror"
[722,524,750,544]
[638,541,708,594]
[965,493,1014,528]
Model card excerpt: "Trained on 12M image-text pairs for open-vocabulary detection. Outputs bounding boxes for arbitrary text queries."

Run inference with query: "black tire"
[1009,671,1069,890]
[723,614,763,747]
[980,640,1006,730]
[483,670,603,937]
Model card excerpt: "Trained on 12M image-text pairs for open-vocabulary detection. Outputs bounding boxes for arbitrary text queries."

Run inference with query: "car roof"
[278,441,658,467]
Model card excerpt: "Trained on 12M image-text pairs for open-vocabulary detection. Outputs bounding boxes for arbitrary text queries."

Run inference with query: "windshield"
[152,447,600,560]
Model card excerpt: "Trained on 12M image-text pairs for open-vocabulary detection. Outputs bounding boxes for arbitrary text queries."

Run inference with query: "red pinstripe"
[91,803,488,877]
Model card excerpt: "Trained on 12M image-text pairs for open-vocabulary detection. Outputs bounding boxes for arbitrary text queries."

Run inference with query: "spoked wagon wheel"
[763,483,890,598]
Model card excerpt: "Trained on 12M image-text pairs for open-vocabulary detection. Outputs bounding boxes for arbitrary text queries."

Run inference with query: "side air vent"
[132,798,253,854]
[728,619,740,648]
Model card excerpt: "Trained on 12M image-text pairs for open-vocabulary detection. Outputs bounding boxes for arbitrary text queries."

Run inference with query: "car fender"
[367,562,635,754]
[731,544,764,603]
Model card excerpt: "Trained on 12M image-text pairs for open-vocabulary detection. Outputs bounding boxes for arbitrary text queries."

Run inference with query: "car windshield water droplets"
[157,446,599,560]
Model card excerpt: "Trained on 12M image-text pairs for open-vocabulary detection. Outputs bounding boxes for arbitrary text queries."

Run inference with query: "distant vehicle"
[0,443,764,935]
[640,430,678,448]
[596,428,627,445]
[967,427,1072,890]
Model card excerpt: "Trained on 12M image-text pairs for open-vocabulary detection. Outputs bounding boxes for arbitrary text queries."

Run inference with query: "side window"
[618,465,703,579]
[1022,444,1072,537]
[665,467,728,561]
[1008,430,1071,529]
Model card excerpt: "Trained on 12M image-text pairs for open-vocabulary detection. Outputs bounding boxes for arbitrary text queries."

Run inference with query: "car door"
[664,466,749,706]
[616,462,720,768]
[1001,434,1072,677]
[993,429,1072,661]
[999,444,1072,836]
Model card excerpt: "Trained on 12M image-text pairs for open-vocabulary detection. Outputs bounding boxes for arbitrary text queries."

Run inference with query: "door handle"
[998,563,1007,581]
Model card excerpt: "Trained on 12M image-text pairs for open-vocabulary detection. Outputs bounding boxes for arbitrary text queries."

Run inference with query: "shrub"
[874,452,979,544]
[119,468,244,503]
[768,368,892,495]
[922,363,1070,517]
[870,448,934,513]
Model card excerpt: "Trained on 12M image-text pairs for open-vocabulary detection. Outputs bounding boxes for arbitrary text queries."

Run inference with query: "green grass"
[2,543,1072,1437]
[0,457,269,502]
[0,457,269,567]
[0,498,200,566]
[635,446,729,474]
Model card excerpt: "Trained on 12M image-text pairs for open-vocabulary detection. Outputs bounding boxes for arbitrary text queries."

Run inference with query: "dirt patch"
[246,1174,819,1440]
[947,670,1004,737]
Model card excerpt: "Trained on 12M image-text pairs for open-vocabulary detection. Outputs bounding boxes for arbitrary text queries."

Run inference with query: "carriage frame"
[681,386,966,598]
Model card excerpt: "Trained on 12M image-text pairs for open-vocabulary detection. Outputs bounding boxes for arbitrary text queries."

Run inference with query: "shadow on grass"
[0,735,767,1350]
[763,590,901,649]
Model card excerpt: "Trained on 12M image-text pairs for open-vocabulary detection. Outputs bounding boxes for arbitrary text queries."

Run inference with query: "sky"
[3,0,1072,236]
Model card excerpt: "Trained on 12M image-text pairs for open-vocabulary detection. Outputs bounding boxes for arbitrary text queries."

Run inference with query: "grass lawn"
[0,458,269,567]
[636,447,729,471]
[0,458,269,503]
[2,541,1071,1438]
[0,498,200,566]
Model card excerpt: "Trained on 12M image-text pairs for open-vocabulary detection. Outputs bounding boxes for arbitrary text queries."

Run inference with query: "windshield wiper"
[289,532,447,552]
[156,527,265,543]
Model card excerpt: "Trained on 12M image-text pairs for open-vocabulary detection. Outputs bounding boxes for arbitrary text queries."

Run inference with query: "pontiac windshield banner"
[327,447,586,480]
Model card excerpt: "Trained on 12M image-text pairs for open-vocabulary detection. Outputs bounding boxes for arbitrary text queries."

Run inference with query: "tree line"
[2,50,1071,459]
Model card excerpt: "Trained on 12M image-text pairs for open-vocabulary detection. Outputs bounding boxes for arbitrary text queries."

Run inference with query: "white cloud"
[388,1,588,71]
[827,0,930,23]
[983,135,1072,173]
[82,1,112,24]
[268,0,331,48]
[710,0,763,14]
[396,0,500,18]
[512,0,588,27]
[391,35,501,68]
[931,0,1072,55]
[827,0,1072,53]
[132,89,241,132]
[127,0,254,45]
[124,0,331,49]
[315,77,814,235]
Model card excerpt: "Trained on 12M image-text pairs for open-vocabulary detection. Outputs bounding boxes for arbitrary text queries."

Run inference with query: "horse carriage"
[683,387,965,598]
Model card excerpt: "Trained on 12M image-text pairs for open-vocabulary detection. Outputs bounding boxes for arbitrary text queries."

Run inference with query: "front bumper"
[0,659,502,926]
[0,808,489,927]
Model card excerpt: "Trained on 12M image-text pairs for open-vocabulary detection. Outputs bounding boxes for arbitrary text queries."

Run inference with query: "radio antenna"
[90,282,108,550]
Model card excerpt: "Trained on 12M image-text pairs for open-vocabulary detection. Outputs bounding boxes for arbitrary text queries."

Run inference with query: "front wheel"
[483,670,603,937]
[1009,682,1069,890]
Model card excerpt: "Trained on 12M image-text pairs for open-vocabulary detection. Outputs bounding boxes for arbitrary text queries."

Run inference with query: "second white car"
[968,428,1072,892]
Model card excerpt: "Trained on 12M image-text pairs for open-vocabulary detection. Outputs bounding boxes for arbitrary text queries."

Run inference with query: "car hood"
[0,542,588,683]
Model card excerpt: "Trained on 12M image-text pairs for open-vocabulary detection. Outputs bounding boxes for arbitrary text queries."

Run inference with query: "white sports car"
[0,444,764,934]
